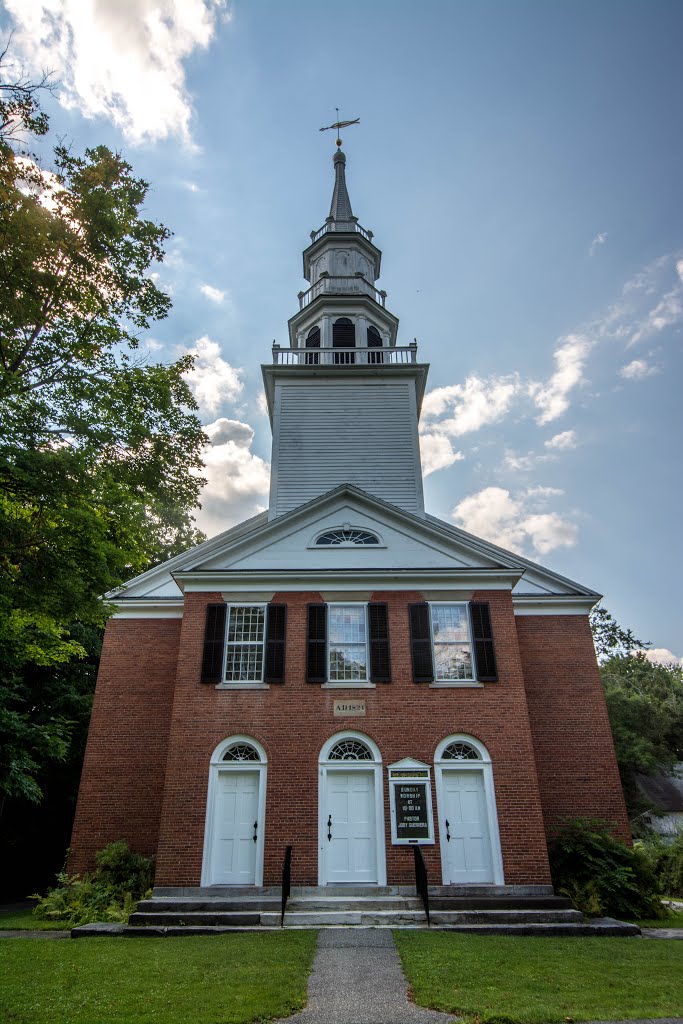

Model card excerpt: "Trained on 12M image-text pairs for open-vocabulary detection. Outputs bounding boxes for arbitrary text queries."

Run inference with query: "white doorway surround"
[318,732,386,886]
[434,735,504,885]
[202,736,267,886]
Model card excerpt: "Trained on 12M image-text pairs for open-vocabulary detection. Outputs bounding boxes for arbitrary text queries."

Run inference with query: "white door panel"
[441,770,493,884]
[325,770,377,883]
[211,771,259,884]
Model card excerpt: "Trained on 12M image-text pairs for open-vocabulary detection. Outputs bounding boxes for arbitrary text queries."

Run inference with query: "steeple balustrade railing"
[271,343,418,366]
[310,220,374,243]
[298,275,387,309]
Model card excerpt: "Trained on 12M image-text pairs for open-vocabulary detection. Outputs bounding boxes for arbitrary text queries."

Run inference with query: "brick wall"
[152,588,553,887]
[516,613,630,841]
[68,617,180,873]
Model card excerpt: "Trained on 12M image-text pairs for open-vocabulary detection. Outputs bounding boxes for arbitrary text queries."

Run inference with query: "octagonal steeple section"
[288,147,398,351]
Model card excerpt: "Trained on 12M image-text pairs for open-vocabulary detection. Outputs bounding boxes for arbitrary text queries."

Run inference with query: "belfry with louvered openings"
[68,143,631,916]
[265,147,426,518]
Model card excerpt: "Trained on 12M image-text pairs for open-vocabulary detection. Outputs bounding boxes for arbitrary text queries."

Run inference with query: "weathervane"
[320,108,360,147]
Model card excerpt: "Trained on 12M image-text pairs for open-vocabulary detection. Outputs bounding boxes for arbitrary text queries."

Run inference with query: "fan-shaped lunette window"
[315,529,380,546]
[328,739,374,761]
[222,742,261,762]
[441,741,481,761]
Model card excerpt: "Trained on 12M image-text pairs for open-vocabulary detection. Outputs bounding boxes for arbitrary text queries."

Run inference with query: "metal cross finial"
[320,108,360,147]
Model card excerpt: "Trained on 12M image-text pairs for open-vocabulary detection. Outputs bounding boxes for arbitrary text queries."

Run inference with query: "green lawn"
[0,906,66,930]
[394,932,683,1024]
[0,933,317,1024]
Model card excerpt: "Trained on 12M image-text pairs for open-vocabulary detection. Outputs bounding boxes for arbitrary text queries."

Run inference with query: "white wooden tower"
[263,146,429,519]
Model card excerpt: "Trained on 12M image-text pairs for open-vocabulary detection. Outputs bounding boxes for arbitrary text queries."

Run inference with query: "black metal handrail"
[413,846,430,926]
[280,845,292,927]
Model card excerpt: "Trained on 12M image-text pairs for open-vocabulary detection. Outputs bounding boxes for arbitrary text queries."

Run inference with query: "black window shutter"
[307,604,327,683]
[409,603,434,683]
[368,603,391,683]
[264,604,286,684]
[470,602,498,681]
[201,603,227,683]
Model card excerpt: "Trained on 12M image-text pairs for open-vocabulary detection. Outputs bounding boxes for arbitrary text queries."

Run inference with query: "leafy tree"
[0,52,206,840]
[590,602,647,661]
[601,653,683,818]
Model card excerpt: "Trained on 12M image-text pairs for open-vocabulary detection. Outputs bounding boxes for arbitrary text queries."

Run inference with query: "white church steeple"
[263,146,429,519]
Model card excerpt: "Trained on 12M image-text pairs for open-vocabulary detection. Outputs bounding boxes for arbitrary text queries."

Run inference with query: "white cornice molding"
[512,594,599,616]
[111,598,185,619]
[173,567,524,593]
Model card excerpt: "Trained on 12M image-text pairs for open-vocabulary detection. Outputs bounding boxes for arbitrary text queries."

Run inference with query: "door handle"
[253,820,258,843]
[445,819,451,843]
[327,814,332,842]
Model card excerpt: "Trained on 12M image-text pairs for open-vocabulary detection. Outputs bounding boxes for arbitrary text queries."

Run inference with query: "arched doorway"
[434,735,504,885]
[332,317,355,363]
[201,736,268,886]
[318,732,386,885]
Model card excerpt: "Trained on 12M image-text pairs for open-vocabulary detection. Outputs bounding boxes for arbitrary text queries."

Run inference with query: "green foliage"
[0,53,207,812]
[32,841,153,925]
[548,818,663,919]
[654,831,683,898]
[589,603,646,661]
[600,653,683,816]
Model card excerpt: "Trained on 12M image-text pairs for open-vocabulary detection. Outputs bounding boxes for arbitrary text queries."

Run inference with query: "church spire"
[328,148,354,224]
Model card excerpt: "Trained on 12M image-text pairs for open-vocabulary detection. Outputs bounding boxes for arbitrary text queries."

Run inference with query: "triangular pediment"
[112,485,598,608]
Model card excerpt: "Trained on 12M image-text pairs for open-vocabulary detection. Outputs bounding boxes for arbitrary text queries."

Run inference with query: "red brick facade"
[69,587,629,885]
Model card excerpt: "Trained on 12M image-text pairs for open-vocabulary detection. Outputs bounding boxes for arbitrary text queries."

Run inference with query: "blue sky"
[3,0,682,661]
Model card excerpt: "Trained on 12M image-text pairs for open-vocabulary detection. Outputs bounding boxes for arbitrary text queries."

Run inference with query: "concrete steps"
[102,885,641,937]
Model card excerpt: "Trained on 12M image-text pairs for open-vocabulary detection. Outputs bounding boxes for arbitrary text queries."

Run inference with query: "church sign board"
[388,759,435,845]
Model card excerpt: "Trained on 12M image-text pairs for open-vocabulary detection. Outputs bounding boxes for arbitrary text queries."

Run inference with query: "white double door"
[323,769,379,884]
[209,770,260,885]
[439,769,495,884]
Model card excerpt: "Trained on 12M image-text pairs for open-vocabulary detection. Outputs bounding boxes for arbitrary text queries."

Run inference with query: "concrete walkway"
[277,928,459,1024]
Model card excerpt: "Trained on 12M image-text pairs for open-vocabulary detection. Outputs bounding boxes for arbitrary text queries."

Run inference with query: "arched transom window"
[222,741,262,762]
[315,528,380,546]
[328,739,374,761]
[440,740,482,761]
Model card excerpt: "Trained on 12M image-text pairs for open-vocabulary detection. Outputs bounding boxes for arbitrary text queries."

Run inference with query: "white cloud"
[629,290,683,346]
[635,648,683,668]
[419,433,465,476]
[200,284,226,304]
[5,0,229,145]
[619,358,660,380]
[504,451,537,472]
[421,374,522,437]
[196,417,270,537]
[182,336,243,416]
[677,259,683,284]
[545,430,578,450]
[451,486,578,557]
[184,181,200,193]
[590,232,608,255]
[529,334,591,425]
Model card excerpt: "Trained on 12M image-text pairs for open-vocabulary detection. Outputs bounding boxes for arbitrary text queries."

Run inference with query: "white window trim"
[318,731,386,886]
[201,736,268,887]
[433,734,504,886]
[217,603,269,688]
[326,602,373,686]
[427,601,479,688]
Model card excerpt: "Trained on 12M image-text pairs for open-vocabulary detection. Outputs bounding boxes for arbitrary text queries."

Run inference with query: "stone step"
[437,919,641,937]
[262,910,426,927]
[429,896,574,910]
[286,897,422,912]
[429,909,583,925]
[129,912,264,927]
[136,898,280,913]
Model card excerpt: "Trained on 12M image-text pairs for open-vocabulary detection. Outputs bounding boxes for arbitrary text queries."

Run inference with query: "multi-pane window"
[225,605,266,682]
[430,604,473,680]
[328,605,368,681]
